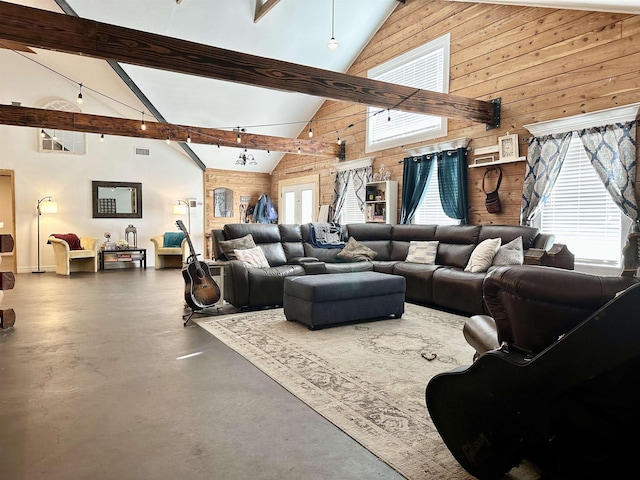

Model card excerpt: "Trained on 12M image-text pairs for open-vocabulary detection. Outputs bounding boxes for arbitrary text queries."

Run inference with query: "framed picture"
[498,133,519,161]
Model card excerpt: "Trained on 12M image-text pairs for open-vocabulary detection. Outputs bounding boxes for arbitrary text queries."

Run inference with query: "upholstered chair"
[48,235,100,275]
[150,233,188,269]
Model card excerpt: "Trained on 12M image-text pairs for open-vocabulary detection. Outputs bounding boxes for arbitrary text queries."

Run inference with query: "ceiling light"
[141,112,146,131]
[308,123,313,138]
[77,83,83,104]
[40,128,45,138]
[328,0,339,49]
[100,133,105,142]
[187,131,192,143]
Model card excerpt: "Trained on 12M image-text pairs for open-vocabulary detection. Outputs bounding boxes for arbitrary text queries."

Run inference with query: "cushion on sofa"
[406,241,439,264]
[465,238,502,273]
[163,231,185,248]
[493,236,524,266]
[337,237,377,262]
[219,234,256,260]
[234,246,270,268]
[50,233,83,250]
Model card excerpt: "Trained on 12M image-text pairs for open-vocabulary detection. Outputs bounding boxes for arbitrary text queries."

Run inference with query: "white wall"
[0,48,205,272]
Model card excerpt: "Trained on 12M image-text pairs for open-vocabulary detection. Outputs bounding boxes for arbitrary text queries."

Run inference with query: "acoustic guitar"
[176,220,221,312]
[426,283,640,480]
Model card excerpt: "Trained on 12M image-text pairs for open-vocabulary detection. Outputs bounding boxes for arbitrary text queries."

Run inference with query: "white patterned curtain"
[520,132,573,225]
[329,165,372,223]
[577,121,638,224]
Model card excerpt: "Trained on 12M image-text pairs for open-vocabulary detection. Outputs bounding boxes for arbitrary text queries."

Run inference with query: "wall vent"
[134,147,150,156]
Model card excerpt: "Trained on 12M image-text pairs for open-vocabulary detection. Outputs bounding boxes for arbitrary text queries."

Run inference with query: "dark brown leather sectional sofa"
[212,222,555,315]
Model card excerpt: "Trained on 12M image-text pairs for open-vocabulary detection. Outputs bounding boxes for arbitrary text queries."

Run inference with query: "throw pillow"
[218,234,256,260]
[405,241,439,264]
[234,246,270,268]
[493,236,524,266]
[336,237,378,262]
[464,238,502,273]
[50,233,83,250]
[163,231,185,248]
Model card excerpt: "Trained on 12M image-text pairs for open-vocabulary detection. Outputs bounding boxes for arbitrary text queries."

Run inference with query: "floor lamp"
[33,196,57,274]
[173,199,191,233]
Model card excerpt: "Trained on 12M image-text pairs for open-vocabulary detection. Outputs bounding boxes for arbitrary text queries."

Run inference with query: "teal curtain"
[400,154,434,224]
[437,147,469,224]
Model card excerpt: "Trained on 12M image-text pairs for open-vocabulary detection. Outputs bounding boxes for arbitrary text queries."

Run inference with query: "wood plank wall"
[271,0,640,226]
[203,168,271,256]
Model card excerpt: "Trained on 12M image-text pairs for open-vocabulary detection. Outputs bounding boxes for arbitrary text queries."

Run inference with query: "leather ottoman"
[283,271,405,329]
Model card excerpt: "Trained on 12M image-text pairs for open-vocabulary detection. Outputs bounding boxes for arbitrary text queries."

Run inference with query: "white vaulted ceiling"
[3,0,636,173]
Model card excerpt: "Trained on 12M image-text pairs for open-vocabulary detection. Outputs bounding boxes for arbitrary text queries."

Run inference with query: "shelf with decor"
[364,180,397,224]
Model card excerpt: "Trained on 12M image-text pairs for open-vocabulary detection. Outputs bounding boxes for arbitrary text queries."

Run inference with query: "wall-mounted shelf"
[468,156,526,168]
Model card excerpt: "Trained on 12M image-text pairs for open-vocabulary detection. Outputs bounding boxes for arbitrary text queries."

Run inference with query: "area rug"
[195,304,538,480]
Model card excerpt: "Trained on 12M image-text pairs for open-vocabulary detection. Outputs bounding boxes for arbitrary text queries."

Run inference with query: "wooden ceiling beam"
[0,1,500,126]
[0,105,342,158]
[254,0,281,23]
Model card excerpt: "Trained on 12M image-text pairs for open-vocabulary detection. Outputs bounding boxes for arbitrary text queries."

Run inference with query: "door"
[0,170,17,273]
[281,182,316,225]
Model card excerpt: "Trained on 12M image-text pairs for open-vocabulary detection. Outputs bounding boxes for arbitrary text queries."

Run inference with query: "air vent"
[134,147,150,156]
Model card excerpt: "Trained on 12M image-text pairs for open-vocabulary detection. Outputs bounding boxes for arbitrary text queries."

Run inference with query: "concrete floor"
[0,268,405,480]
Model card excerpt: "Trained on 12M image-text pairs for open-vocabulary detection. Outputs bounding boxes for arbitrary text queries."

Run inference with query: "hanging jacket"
[254,194,278,224]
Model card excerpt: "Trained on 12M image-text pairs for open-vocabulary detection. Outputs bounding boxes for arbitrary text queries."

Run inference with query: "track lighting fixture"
[77,83,83,104]
[328,0,339,49]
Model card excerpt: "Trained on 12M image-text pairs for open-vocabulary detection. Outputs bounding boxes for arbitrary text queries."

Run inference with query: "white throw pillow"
[234,246,270,268]
[465,238,502,273]
[493,236,524,266]
[406,241,439,264]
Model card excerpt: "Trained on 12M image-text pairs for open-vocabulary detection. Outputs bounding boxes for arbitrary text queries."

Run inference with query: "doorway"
[0,170,17,273]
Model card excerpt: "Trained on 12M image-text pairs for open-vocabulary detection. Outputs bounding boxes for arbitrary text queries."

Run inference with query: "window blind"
[414,161,460,226]
[366,35,449,152]
[368,49,444,144]
[340,180,365,224]
[539,133,621,264]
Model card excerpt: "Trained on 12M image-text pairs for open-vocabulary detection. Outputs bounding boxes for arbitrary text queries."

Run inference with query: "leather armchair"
[464,265,640,356]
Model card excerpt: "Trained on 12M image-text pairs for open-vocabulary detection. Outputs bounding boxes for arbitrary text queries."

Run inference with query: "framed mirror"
[92,181,142,218]
[213,187,234,217]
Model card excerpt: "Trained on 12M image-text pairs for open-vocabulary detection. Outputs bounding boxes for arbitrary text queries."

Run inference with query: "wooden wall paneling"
[272,0,640,227]
[203,169,271,258]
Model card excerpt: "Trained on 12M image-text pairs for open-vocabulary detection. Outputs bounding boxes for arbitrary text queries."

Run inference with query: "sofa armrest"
[80,237,100,253]
[223,260,250,307]
[484,265,639,353]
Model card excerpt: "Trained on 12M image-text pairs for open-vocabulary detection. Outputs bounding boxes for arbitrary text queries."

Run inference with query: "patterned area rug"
[195,304,539,479]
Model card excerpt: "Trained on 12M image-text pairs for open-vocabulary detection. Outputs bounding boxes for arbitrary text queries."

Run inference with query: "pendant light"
[328,0,339,49]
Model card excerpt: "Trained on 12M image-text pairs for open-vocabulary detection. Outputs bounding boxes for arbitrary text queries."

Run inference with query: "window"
[366,34,450,153]
[39,99,86,154]
[340,180,365,224]
[413,160,459,226]
[537,133,624,266]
